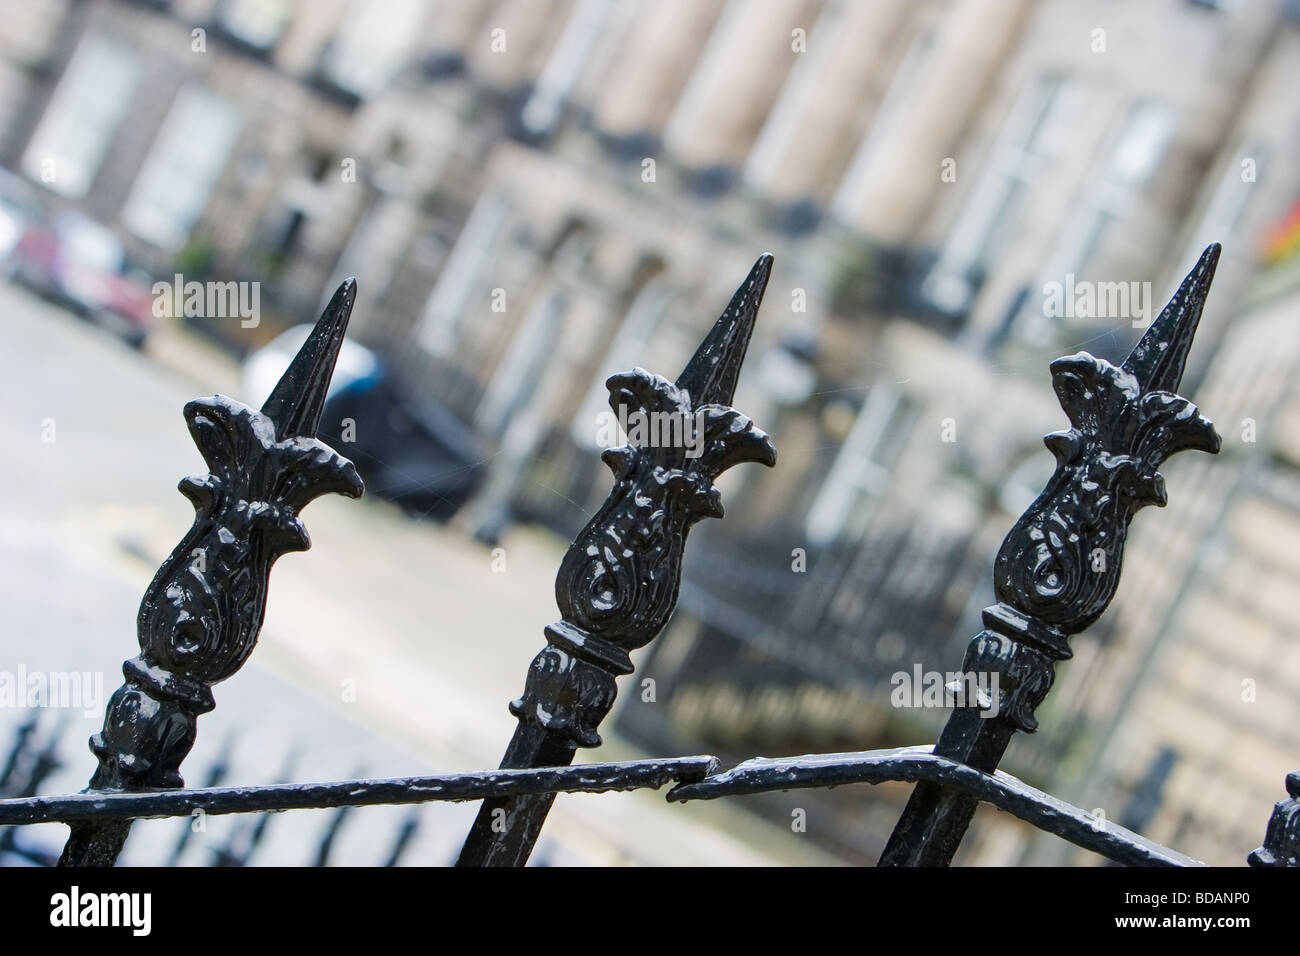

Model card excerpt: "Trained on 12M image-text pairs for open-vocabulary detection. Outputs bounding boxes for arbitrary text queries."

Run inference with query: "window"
[661,0,747,154]
[805,385,918,546]
[922,73,1082,315]
[742,0,848,191]
[1167,138,1267,290]
[417,190,511,357]
[21,38,139,198]
[217,0,293,51]
[1013,99,1173,344]
[122,87,242,251]
[519,0,611,137]
[475,291,567,436]
[830,29,935,224]
[321,0,426,98]
[571,278,673,449]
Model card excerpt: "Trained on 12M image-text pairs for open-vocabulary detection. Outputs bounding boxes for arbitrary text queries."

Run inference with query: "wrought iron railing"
[1,244,1296,867]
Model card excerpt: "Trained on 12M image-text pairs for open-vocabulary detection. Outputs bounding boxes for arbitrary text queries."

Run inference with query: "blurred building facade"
[3,0,1300,865]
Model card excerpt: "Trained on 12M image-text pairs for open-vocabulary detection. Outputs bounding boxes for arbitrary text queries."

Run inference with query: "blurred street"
[0,281,820,866]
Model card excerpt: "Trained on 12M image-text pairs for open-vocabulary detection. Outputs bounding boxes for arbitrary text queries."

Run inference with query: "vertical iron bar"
[167,733,234,865]
[0,718,64,861]
[456,256,778,866]
[312,799,358,867]
[382,809,421,867]
[208,745,298,866]
[0,716,38,793]
[59,281,364,866]
[880,246,1223,866]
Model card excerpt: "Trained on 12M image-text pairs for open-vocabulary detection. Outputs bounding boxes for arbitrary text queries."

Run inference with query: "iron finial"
[1122,244,1220,395]
[261,278,358,441]
[675,254,773,407]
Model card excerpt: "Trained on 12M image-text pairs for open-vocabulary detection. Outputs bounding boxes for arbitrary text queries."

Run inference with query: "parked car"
[243,325,484,519]
[11,209,155,348]
[0,168,43,275]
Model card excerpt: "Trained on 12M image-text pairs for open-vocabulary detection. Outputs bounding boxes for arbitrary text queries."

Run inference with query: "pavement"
[0,281,831,865]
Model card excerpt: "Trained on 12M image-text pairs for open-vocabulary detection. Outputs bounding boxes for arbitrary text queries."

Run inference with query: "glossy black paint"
[0,756,716,826]
[455,256,778,867]
[879,245,1223,866]
[668,746,1201,867]
[6,242,1295,869]
[58,281,364,867]
[1250,771,1300,866]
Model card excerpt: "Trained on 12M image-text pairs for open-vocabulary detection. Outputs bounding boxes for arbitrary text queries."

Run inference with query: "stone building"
[2,0,1300,865]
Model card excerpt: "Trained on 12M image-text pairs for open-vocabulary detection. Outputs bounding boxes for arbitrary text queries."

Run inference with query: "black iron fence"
[1,244,1297,868]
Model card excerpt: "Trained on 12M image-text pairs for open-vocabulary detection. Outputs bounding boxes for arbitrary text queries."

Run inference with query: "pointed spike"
[1122,243,1220,394]
[675,254,773,406]
[261,279,357,440]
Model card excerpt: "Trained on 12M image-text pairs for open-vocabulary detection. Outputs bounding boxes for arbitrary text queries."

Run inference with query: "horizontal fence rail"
[666,746,1202,867]
[0,757,716,826]
[3,243,1298,868]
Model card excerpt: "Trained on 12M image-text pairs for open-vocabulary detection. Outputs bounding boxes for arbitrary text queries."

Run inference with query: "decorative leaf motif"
[78,285,363,800]
[554,367,775,650]
[137,396,361,687]
[995,352,1219,634]
[509,257,776,752]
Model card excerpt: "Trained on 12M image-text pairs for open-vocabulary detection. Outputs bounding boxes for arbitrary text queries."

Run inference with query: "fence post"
[1248,772,1300,866]
[879,245,1223,866]
[455,255,778,866]
[58,281,364,866]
